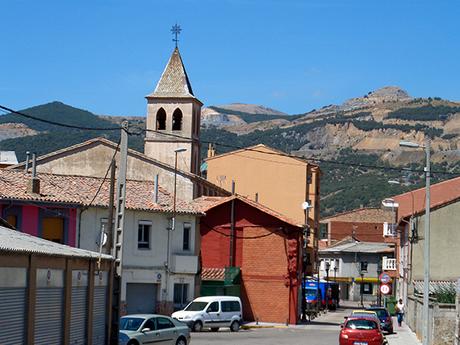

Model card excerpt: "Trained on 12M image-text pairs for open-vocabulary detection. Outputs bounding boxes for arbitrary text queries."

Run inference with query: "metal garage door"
[0,267,27,345]
[126,283,158,314]
[35,269,64,345]
[70,270,88,345]
[92,271,108,345]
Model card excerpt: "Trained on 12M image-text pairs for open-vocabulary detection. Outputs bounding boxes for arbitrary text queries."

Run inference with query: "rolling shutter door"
[92,271,108,345]
[0,267,27,345]
[35,269,64,345]
[70,270,89,345]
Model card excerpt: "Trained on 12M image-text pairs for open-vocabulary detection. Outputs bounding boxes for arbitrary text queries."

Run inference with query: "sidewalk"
[386,317,422,345]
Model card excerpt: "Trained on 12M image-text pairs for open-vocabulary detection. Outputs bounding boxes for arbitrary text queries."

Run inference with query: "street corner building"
[0,168,204,318]
[193,195,304,325]
[0,223,113,345]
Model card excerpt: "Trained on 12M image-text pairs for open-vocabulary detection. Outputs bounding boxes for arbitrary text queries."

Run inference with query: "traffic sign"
[380,283,391,295]
[379,272,391,284]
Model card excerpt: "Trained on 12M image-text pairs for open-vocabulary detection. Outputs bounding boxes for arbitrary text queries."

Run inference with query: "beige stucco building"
[204,144,321,269]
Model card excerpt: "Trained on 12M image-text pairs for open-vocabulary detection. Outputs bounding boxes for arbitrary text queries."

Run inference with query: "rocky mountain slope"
[1,87,459,215]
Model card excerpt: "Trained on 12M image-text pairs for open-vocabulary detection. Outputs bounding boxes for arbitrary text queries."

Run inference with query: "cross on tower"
[171,24,182,48]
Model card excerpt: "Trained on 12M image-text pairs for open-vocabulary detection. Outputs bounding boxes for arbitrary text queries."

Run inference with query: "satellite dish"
[302,201,311,210]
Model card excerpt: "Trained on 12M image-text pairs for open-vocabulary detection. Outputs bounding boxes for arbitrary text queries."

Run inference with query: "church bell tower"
[144,47,202,174]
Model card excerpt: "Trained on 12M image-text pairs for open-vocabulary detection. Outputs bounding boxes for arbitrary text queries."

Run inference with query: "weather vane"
[171,24,182,48]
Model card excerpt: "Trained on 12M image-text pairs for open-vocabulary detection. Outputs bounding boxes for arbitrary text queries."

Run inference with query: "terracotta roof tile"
[321,208,394,223]
[192,194,303,228]
[0,169,201,215]
[201,267,225,281]
[393,176,460,221]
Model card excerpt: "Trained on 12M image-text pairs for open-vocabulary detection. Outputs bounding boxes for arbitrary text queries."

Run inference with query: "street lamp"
[325,261,330,311]
[400,139,431,345]
[165,148,187,305]
[301,201,313,322]
[377,262,383,306]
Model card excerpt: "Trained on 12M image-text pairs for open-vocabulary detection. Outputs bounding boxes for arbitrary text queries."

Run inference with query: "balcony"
[383,222,397,237]
[171,255,198,274]
[382,256,397,271]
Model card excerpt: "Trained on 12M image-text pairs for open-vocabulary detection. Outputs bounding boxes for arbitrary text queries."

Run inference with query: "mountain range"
[1,86,459,216]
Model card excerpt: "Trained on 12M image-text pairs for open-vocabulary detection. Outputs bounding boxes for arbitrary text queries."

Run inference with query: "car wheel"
[127,340,139,345]
[211,327,219,332]
[193,321,203,332]
[230,321,240,332]
[176,336,187,345]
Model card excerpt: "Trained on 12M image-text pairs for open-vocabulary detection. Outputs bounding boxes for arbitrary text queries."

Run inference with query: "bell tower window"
[172,108,183,131]
[156,108,166,130]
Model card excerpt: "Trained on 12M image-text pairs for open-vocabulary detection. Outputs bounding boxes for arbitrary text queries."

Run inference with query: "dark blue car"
[366,307,393,334]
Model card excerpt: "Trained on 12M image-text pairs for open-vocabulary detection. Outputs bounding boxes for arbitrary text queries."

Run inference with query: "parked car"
[366,307,394,334]
[118,314,191,345]
[339,317,384,345]
[347,309,380,323]
[172,296,242,332]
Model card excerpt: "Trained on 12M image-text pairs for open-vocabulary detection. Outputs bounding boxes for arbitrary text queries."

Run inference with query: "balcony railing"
[382,256,397,271]
[383,222,397,237]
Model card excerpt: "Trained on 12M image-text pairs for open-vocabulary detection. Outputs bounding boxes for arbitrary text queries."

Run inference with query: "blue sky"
[1,0,459,115]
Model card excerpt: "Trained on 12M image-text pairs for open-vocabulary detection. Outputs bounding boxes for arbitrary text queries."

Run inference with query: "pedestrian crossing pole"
[110,120,129,345]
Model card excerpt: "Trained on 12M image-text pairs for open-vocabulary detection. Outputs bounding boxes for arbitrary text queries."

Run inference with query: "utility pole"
[422,139,431,345]
[110,121,128,345]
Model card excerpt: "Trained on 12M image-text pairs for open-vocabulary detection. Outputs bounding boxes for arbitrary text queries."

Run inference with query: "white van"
[172,296,243,332]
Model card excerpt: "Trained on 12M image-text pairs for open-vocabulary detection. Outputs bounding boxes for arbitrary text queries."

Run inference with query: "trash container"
[385,296,397,315]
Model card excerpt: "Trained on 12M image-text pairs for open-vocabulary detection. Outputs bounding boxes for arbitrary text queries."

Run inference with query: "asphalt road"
[190,327,339,345]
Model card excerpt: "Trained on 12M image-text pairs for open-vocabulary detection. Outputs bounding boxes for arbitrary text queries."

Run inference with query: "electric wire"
[138,128,460,177]
[0,104,122,131]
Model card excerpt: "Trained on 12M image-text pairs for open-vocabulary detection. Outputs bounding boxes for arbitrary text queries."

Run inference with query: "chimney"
[153,174,159,203]
[207,143,216,158]
[27,153,40,194]
[24,151,30,172]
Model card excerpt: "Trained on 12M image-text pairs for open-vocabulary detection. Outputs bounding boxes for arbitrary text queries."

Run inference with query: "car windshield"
[120,317,144,331]
[184,301,208,311]
[368,309,388,318]
[306,289,317,297]
[346,319,378,330]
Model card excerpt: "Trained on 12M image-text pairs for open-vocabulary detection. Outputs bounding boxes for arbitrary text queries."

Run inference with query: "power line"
[0,105,122,131]
[137,128,460,177]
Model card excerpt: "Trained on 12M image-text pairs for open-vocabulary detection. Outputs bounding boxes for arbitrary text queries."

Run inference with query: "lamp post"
[400,139,430,345]
[164,148,187,306]
[377,262,383,306]
[325,261,330,311]
[301,201,312,322]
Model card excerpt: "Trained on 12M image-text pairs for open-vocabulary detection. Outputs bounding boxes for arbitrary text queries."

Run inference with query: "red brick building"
[321,208,395,245]
[193,195,303,324]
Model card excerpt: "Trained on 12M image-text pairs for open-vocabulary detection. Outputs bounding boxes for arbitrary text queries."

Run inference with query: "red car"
[339,317,384,345]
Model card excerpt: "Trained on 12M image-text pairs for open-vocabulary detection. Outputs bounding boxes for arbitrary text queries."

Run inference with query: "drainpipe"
[229,181,235,267]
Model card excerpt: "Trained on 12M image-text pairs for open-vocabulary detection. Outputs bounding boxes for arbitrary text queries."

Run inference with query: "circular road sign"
[380,284,391,295]
[379,272,391,284]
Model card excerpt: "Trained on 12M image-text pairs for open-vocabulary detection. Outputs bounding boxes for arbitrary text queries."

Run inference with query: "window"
[138,221,152,249]
[143,319,156,331]
[206,301,219,313]
[156,317,174,330]
[319,223,328,240]
[42,217,64,243]
[172,108,183,131]
[221,301,241,312]
[6,215,17,229]
[183,223,191,251]
[361,282,373,295]
[174,283,189,309]
[156,108,166,130]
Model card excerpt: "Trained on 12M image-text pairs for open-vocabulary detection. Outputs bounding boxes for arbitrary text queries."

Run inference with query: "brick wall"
[241,227,291,323]
[330,221,384,243]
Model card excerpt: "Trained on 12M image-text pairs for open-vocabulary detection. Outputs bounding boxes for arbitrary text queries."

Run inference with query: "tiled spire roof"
[148,47,195,98]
